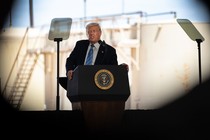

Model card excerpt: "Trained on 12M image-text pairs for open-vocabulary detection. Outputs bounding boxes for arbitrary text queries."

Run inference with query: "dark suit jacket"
[65,40,118,73]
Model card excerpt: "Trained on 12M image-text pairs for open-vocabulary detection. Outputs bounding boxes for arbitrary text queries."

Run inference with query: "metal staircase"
[8,52,39,109]
[1,27,42,110]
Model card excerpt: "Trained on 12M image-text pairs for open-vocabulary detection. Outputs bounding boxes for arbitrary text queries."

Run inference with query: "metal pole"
[196,39,202,85]
[54,38,62,111]
[84,0,86,26]
[29,0,34,28]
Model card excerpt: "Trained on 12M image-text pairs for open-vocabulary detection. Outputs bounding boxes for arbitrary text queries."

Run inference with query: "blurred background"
[0,0,209,111]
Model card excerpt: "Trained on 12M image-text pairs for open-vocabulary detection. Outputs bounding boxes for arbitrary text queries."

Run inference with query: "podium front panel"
[67,65,130,102]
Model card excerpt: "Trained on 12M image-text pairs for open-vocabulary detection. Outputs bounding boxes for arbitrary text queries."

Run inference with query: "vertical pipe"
[84,0,86,26]
[29,0,34,28]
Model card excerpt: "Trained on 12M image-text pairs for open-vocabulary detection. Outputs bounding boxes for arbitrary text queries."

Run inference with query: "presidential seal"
[94,69,114,90]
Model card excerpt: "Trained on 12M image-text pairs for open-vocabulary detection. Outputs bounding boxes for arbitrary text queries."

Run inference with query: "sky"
[3,0,210,28]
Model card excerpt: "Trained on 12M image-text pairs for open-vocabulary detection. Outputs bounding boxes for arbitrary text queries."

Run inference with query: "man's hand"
[67,70,74,80]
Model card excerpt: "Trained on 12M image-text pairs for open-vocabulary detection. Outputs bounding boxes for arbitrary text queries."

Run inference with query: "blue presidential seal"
[94,69,114,90]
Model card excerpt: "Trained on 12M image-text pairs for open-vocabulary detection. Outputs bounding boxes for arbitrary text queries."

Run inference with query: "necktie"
[85,44,94,65]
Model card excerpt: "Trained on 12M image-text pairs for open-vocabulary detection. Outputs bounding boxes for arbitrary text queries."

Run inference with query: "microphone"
[100,40,107,53]
[99,40,108,63]
[101,40,105,46]
[99,40,105,46]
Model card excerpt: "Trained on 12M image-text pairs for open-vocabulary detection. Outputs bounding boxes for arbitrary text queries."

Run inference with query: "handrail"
[2,27,29,96]
[71,11,176,23]
[144,11,177,18]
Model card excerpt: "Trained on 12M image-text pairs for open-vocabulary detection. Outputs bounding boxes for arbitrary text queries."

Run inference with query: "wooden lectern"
[67,65,130,132]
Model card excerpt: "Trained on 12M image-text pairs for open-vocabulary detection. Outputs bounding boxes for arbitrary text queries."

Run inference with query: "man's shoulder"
[105,43,116,50]
[77,39,89,44]
[75,40,89,48]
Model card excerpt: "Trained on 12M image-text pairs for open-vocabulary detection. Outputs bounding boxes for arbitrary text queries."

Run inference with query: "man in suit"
[65,22,119,80]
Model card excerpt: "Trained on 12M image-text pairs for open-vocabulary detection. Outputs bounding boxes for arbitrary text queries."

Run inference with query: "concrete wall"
[129,21,210,109]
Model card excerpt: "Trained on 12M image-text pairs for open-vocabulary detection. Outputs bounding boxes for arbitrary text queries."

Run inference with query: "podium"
[67,65,130,132]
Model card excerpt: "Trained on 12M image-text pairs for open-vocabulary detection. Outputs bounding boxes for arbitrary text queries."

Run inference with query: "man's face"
[87,25,101,44]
